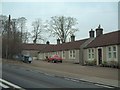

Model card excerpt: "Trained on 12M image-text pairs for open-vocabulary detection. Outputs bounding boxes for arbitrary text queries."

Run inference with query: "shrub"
[110,61,118,68]
[85,60,96,66]
[102,60,118,68]
[102,61,107,67]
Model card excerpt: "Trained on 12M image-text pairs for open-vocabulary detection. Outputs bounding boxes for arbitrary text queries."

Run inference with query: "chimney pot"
[71,34,75,42]
[46,41,50,45]
[89,29,94,38]
[57,38,60,44]
[96,24,103,37]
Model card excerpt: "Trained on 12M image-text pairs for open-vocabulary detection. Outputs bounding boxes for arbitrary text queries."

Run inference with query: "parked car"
[48,55,62,63]
[22,55,33,63]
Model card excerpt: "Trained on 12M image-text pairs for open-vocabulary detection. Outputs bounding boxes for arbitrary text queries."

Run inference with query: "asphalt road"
[2,63,108,89]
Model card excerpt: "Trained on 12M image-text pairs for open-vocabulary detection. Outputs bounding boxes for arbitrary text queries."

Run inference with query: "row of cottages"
[22,25,120,67]
[84,29,120,66]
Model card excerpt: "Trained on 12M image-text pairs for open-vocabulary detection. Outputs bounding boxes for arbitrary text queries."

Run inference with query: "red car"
[48,55,62,63]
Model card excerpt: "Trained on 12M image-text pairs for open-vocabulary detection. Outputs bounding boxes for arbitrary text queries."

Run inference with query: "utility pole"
[6,15,11,59]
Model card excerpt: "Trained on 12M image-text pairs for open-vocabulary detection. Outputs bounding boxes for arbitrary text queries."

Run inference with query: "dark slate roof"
[22,38,88,52]
[85,30,120,48]
[43,38,88,52]
[54,38,88,51]
[22,43,47,51]
[42,45,55,52]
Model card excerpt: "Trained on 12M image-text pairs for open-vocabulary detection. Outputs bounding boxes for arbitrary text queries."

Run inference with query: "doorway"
[98,48,102,65]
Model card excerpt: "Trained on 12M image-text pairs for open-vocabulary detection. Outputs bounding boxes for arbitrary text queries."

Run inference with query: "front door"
[98,48,102,65]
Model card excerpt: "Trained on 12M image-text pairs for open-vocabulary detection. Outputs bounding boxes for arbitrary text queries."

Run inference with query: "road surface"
[2,63,114,89]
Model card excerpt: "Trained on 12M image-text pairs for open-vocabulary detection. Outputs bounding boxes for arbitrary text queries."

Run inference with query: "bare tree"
[46,16,78,43]
[17,17,27,43]
[0,15,8,35]
[22,31,31,43]
[31,19,45,44]
[0,15,9,58]
[1,15,25,59]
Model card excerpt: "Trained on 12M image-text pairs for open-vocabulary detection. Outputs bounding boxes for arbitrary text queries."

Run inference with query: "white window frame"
[108,47,112,59]
[73,50,76,59]
[113,46,117,59]
[88,48,95,60]
[69,50,76,59]
[107,45,118,61]
[70,50,73,58]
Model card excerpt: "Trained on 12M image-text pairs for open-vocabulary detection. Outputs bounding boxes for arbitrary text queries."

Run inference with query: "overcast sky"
[1,0,119,44]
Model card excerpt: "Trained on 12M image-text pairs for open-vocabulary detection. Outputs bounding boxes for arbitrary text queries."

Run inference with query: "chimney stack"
[57,38,60,44]
[89,29,94,38]
[96,24,103,37]
[46,41,50,45]
[71,34,75,42]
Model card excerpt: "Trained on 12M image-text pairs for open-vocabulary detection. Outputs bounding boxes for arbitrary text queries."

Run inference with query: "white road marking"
[94,84,114,88]
[64,77,115,88]
[0,82,9,88]
[0,78,22,88]
[70,79,79,82]
[64,78,79,82]
[64,78,71,80]
[44,73,55,77]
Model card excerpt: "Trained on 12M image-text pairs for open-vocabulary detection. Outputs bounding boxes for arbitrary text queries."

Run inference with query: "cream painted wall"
[66,50,80,63]
[94,48,98,65]
[118,45,120,68]
[22,50,39,57]
[84,45,119,65]
[84,48,97,64]
[38,53,44,60]
[83,49,87,64]
[38,49,80,63]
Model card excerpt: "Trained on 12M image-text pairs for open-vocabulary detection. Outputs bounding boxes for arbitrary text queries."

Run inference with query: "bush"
[85,60,96,66]
[102,61,118,68]
[110,61,118,68]
[102,61,107,67]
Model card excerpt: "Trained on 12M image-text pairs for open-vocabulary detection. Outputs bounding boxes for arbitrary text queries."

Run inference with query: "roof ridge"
[85,30,119,48]
[102,30,119,36]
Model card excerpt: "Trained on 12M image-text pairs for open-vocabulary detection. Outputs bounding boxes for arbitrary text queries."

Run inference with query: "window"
[89,54,91,59]
[113,46,116,51]
[62,51,65,59]
[92,54,94,58]
[108,52,111,58]
[108,47,112,58]
[113,46,117,58]
[73,50,75,57]
[70,50,72,57]
[113,52,116,58]
[92,49,94,53]
[69,50,76,59]
[88,48,95,60]
[108,47,111,51]
[107,46,117,59]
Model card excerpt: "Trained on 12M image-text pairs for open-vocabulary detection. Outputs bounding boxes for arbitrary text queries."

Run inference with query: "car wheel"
[52,60,57,63]
[52,60,55,63]
[60,61,62,63]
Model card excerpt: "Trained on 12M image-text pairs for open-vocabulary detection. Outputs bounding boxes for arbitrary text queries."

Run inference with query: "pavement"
[2,59,120,88]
